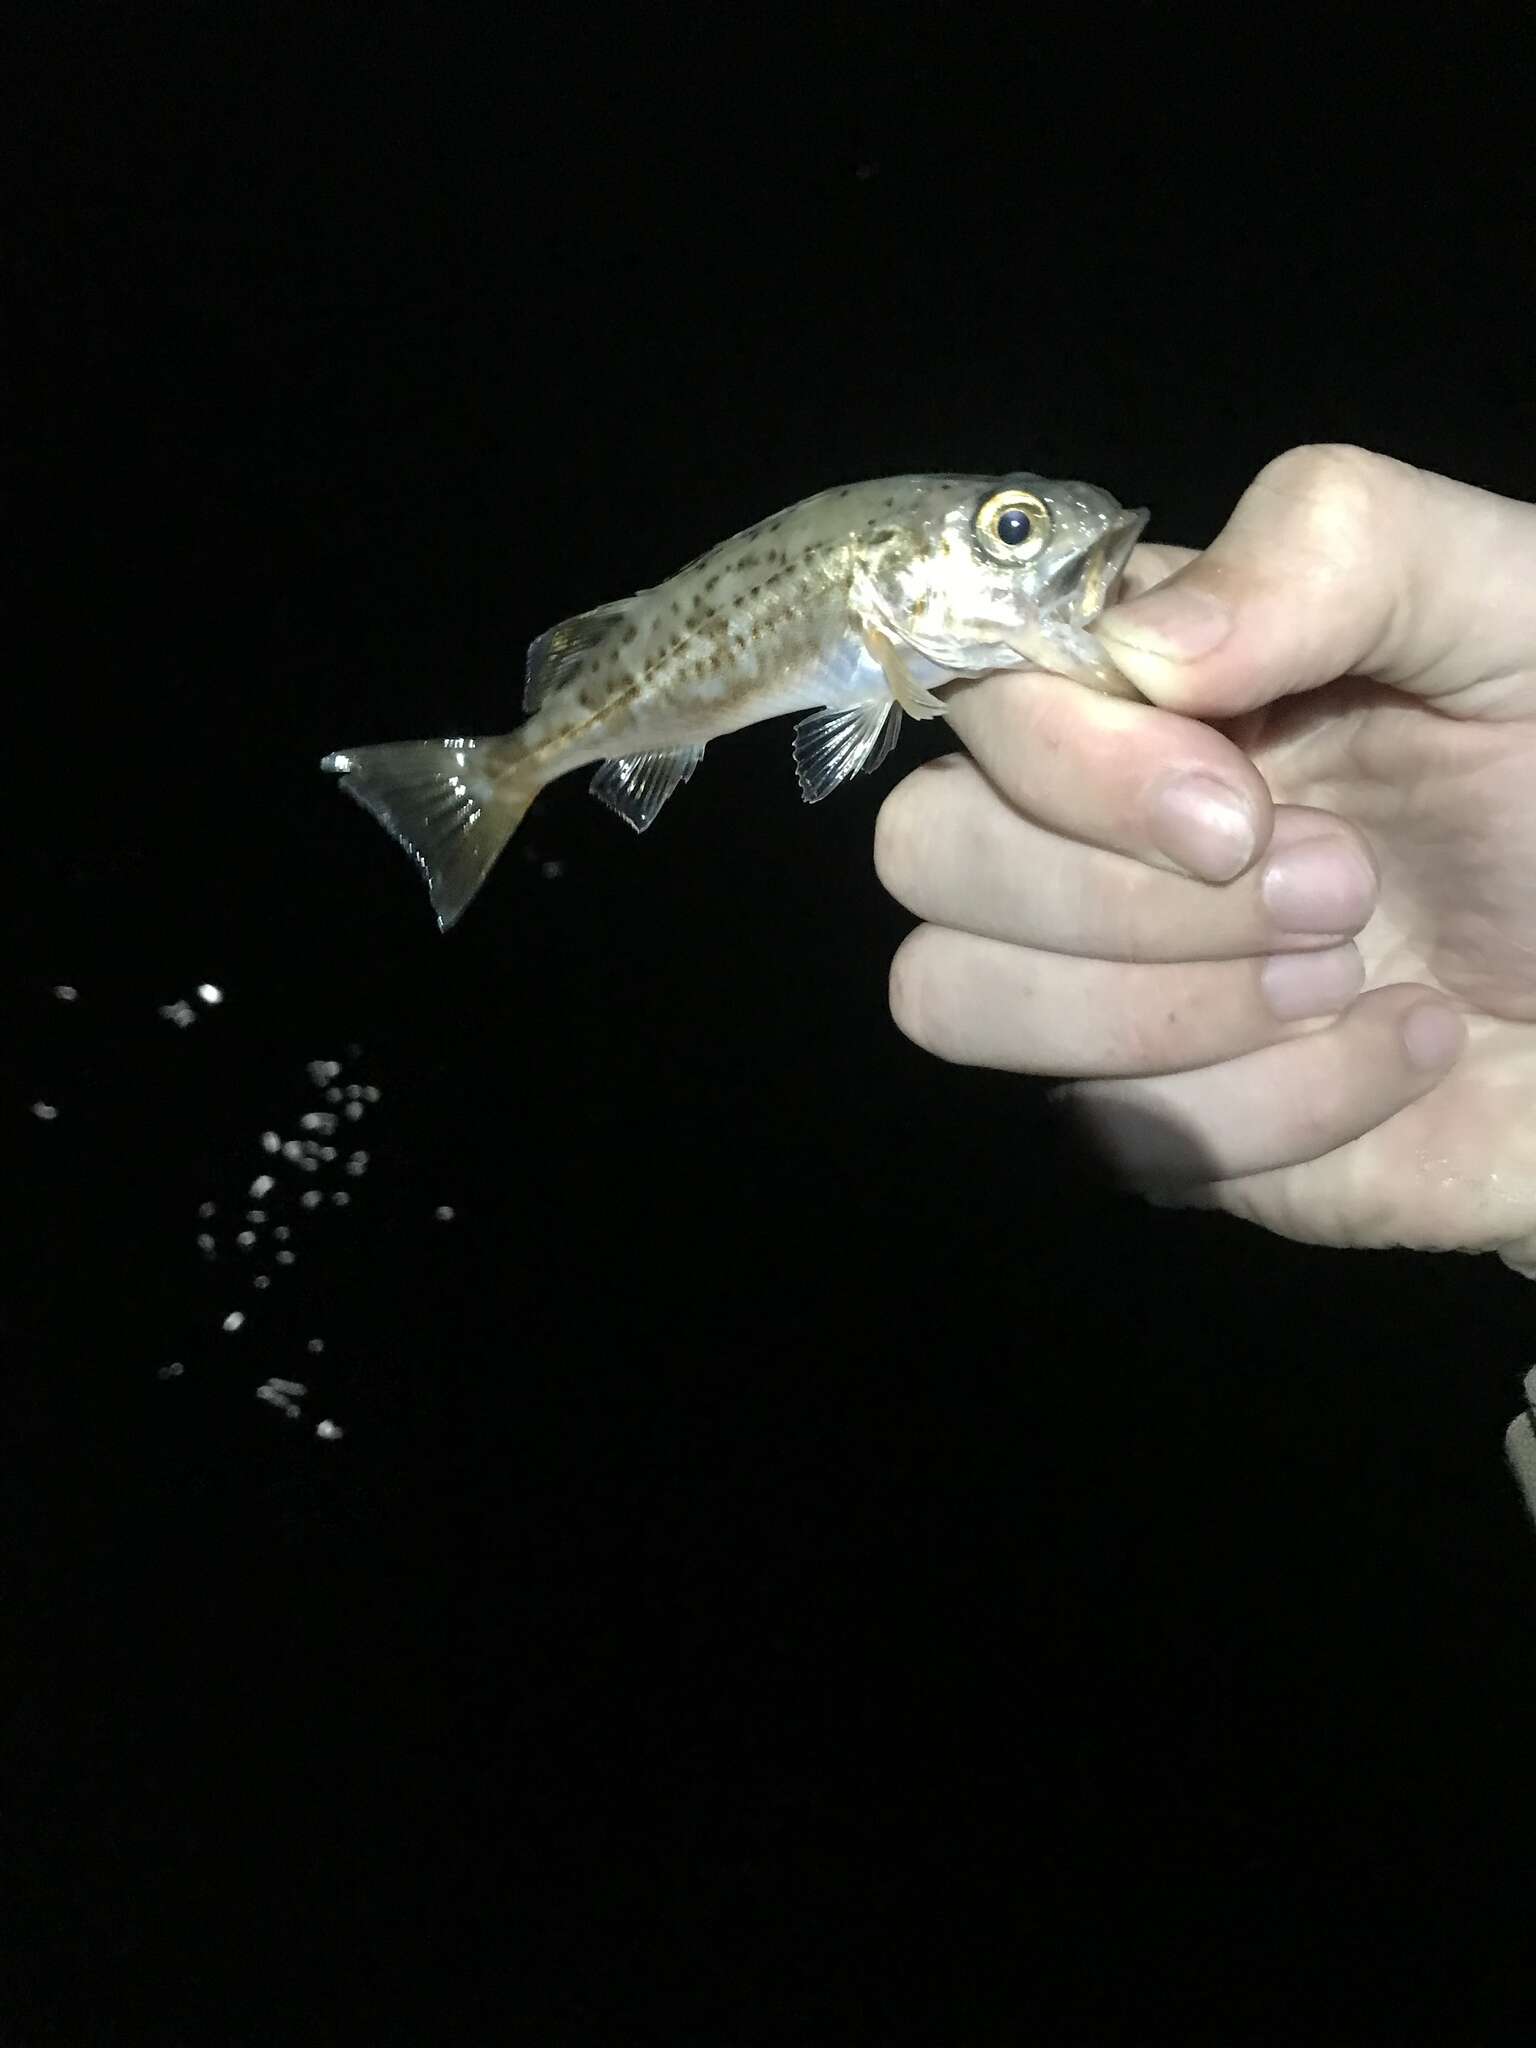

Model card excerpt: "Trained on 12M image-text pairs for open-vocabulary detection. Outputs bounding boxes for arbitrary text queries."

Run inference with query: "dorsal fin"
[523,600,633,713]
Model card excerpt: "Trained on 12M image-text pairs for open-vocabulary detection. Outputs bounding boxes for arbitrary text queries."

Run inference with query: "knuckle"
[886,926,950,1060]
[1246,442,1391,579]
[872,779,923,898]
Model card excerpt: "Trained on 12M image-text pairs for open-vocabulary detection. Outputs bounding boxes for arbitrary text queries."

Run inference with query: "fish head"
[855,473,1150,696]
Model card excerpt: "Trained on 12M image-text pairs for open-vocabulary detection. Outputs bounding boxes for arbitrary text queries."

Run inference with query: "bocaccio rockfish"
[322,473,1149,929]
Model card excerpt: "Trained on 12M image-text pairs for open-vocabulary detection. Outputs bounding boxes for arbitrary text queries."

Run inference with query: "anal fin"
[590,744,705,832]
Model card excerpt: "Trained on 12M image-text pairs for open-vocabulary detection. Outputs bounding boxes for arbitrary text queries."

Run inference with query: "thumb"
[1096,444,1536,721]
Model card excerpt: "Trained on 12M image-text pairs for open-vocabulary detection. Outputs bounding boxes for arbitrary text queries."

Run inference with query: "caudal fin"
[320,735,538,932]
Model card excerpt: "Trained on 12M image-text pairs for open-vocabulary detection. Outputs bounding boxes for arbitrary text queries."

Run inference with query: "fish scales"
[322,472,1149,930]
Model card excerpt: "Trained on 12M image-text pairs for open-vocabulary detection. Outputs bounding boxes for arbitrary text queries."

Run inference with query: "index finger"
[939,641,1275,886]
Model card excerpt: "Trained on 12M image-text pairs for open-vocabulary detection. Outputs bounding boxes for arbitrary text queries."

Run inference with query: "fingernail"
[1152,773,1257,881]
[1098,582,1233,661]
[1261,943,1364,1020]
[1261,835,1377,933]
[1401,1002,1465,1071]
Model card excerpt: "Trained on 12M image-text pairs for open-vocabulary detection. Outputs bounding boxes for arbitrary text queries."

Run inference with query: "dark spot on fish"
[737,552,757,570]
[837,486,851,498]
[704,574,718,591]
[766,548,780,564]
[883,496,894,507]
[870,527,897,544]
[670,598,679,615]
[621,622,638,644]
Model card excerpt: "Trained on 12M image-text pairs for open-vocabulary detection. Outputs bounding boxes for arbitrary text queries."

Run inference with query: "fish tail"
[320,734,541,932]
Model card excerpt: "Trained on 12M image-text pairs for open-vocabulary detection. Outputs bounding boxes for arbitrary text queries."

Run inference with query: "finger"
[1095,444,1536,720]
[1053,984,1467,1185]
[875,761,1378,961]
[940,665,1274,885]
[887,925,1364,1077]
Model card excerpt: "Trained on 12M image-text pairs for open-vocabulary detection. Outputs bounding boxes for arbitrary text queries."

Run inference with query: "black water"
[8,21,1536,2041]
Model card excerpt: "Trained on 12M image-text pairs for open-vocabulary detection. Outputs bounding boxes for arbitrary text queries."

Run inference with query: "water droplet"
[261,1131,281,1153]
[222,1311,246,1333]
[306,1338,325,1355]
[344,1101,364,1121]
[158,1000,196,1029]
[362,1086,381,1104]
[541,859,565,879]
[273,1225,290,1242]
[158,1361,185,1379]
[434,1206,455,1222]
[253,1274,270,1290]
[325,1087,343,1104]
[276,1249,296,1265]
[198,1201,217,1219]
[249,1174,275,1199]
[196,1232,216,1255]
[236,1230,256,1249]
[307,1060,342,1087]
[316,1420,344,1441]
[31,1102,59,1120]
[196,983,224,1006]
[331,1192,350,1208]
[300,1190,323,1211]
[266,1378,307,1398]
[53,985,78,1002]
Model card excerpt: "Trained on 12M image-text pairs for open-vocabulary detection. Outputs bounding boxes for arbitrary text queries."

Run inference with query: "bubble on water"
[315,1420,344,1441]
[301,1190,323,1210]
[198,1201,217,1218]
[159,1000,197,1029]
[32,1102,59,1120]
[332,1192,350,1208]
[222,1311,246,1333]
[53,985,79,1002]
[249,1174,275,1199]
[344,1100,364,1121]
[261,1131,280,1153]
[434,1206,455,1222]
[158,1360,185,1379]
[196,984,224,1006]
[276,1249,295,1265]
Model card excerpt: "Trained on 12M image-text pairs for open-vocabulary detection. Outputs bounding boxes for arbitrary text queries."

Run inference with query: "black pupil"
[996,506,1033,546]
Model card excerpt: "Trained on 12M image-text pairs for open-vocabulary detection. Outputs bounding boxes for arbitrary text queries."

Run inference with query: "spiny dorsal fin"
[792,701,902,803]
[524,600,633,713]
[589,745,705,833]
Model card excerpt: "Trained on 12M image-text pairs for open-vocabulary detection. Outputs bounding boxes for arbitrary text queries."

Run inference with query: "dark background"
[7,15,1536,2041]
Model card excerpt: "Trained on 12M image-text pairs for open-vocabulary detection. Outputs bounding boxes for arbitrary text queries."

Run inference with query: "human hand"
[874,445,1536,1275]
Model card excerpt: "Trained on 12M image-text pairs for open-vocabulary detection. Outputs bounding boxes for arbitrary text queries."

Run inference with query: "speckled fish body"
[322,472,1148,930]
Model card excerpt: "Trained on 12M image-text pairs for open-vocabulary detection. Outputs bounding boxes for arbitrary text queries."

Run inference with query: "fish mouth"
[1076,507,1149,624]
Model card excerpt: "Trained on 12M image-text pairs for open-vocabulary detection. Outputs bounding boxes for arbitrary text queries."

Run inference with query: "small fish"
[322,473,1148,930]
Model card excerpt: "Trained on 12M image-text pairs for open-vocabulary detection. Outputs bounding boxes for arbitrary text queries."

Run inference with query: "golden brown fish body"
[323,473,1148,929]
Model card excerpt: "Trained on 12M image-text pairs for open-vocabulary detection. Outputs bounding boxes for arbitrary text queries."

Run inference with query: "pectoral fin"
[862,624,949,721]
[589,745,705,832]
[792,700,902,803]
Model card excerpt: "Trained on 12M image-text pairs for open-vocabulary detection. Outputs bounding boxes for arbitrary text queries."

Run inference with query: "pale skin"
[874,444,1536,1277]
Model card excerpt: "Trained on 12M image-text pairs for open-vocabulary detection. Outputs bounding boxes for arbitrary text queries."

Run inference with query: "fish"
[321,472,1149,931]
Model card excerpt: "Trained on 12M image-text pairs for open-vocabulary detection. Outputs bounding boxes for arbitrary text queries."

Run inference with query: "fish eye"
[977,489,1049,559]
